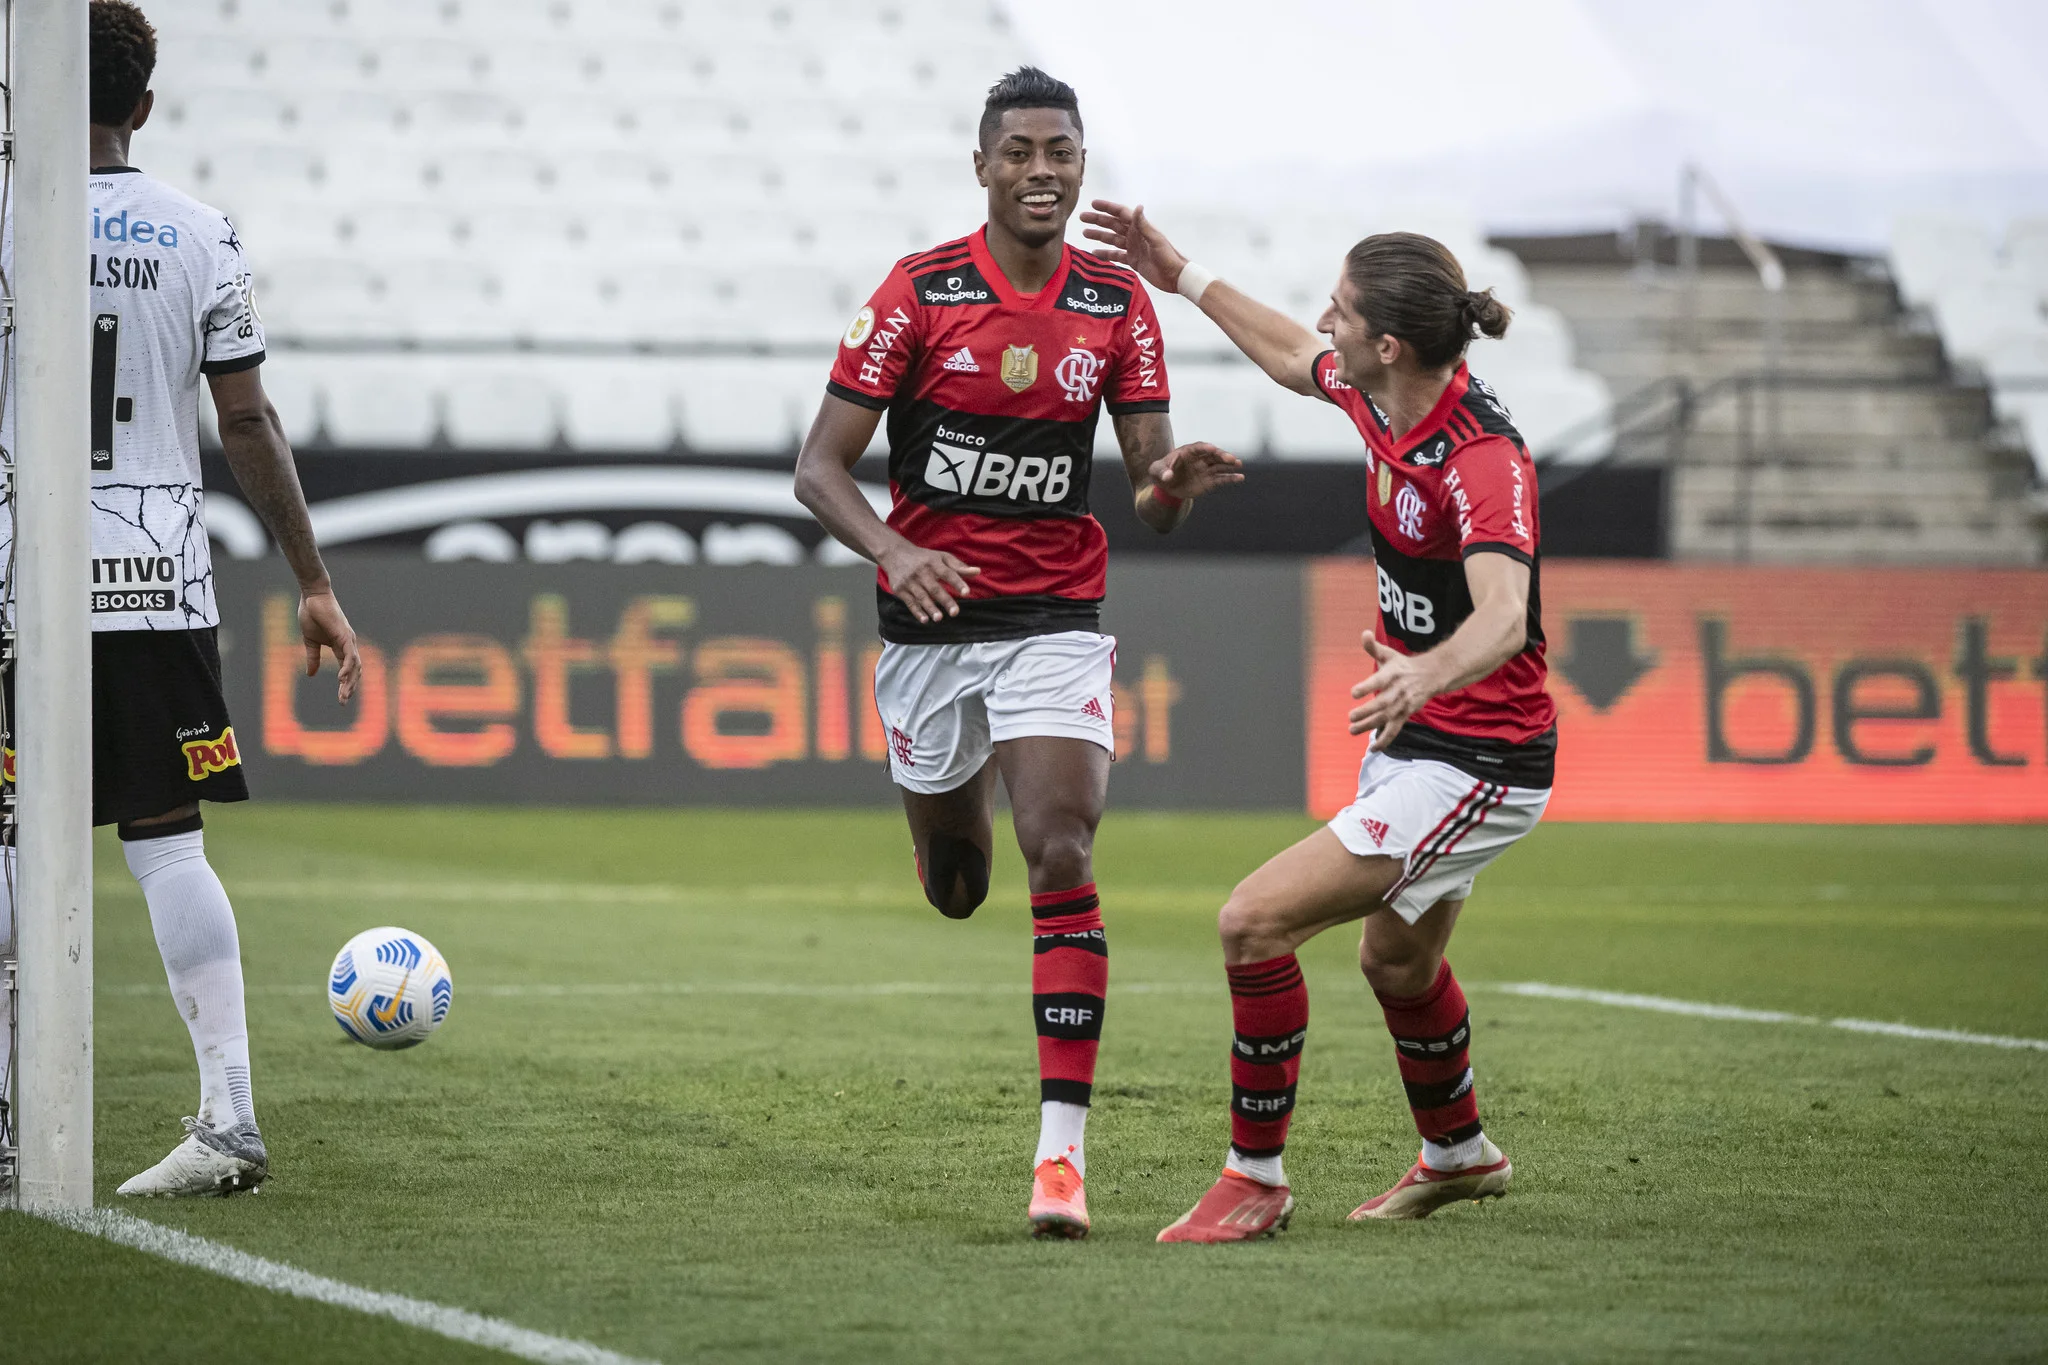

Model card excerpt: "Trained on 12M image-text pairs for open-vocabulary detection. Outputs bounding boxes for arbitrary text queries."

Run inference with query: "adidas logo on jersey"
[942,347,980,373]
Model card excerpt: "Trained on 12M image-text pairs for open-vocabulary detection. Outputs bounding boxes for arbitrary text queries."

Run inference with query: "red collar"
[968,224,1070,310]
[1388,362,1470,457]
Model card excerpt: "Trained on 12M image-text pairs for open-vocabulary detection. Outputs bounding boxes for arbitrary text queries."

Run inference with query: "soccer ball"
[328,926,453,1050]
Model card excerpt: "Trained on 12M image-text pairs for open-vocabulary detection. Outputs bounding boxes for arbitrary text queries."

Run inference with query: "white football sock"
[1422,1129,1488,1171]
[1034,1100,1088,1176]
[1225,1147,1287,1188]
[125,830,254,1130]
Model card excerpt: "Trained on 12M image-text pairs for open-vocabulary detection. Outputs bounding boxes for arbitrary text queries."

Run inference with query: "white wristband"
[1176,261,1216,305]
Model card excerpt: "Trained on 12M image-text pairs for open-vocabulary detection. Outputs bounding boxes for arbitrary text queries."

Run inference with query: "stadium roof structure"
[1006,0,2048,251]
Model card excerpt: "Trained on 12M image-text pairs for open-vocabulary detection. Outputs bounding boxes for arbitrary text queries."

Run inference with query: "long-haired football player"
[795,69,1242,1238]
[1083,202,1555,1241]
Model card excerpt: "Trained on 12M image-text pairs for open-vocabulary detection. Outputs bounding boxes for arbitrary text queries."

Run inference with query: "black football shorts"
[2,627,249,828]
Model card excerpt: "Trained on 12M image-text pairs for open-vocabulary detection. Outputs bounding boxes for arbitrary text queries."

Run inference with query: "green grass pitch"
[6,807,2046,1363]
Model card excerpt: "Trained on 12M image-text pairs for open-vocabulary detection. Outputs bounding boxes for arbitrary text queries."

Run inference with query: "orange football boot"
[1156,1170,1295,1243]
[1028,1149,1090,1239]
[1349,1140,1512,1221]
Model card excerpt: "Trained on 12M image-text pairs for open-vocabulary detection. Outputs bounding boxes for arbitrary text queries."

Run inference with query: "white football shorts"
[872,630,1116,794]
[1328,748,1551,924]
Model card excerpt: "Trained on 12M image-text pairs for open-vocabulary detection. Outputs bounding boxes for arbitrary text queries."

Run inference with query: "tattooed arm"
[207,365,363,702]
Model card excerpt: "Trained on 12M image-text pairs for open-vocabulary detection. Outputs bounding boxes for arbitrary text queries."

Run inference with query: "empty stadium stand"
[150,0,1611,464]
[1511,230,2045,564]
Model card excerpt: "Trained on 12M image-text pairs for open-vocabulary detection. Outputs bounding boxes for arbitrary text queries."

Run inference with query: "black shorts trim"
[4,627,250,827]
[1382,719,1556,789]
[200,350,266,377]
[876,587,1102,644]
[825,379,891,411]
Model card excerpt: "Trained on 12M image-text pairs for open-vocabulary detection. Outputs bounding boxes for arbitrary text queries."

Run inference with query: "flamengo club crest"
[1001,343,1038,393]
[1054,347,1102,403]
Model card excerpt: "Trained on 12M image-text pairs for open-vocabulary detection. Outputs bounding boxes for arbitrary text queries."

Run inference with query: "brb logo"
[924,425,1074,503]
[181,726,241,781]
[1377,565,1436,635]
[1394,483,1426,540]
[1055,348,1102,403]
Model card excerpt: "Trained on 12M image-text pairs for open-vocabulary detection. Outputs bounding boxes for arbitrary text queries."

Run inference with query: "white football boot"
[117,1117,269,1197]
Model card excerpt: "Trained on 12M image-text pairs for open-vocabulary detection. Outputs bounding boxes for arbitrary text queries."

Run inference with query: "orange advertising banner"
[1307,561,2048,823]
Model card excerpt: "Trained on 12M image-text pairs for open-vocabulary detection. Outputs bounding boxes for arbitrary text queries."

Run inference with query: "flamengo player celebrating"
[0,2,362,1197]
[795,69,1240,1239]
[1085,204,1555,1240]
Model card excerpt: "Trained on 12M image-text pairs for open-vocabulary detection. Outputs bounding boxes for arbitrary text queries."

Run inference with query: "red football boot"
[1028,1149,1090,1239]
[1156,1171,1295,1243]
[1349,1140,1512,1221]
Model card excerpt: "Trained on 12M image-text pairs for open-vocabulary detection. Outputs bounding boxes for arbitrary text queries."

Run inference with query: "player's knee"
[1217,882,1280,960]
[921,833,989,920]
[1359,937,1437,998]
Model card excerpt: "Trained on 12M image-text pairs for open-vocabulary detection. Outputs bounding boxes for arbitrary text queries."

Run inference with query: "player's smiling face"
[1319,276,1399,391]
[974,108,1085,249]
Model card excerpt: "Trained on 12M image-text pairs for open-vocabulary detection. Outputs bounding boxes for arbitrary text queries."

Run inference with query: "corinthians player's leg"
[94,630,269,1199]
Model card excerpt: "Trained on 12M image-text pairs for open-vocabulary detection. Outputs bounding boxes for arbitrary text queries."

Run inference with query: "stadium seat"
[1163,365,1267,457]
[1478,302,1575,376]
[1496,370,1614,463]
[1266,389,1364,460]
[1930,277,2046,367]
[674,358,812,453]
[558,359,679,451]
[2007,218,2048,302]
[322,356,441,447]
[442,357,560,449]
[1889,214,1998,307]
[255,256,389,339]
[252,351,325,443]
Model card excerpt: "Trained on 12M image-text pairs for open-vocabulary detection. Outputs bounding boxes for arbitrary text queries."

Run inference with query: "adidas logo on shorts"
[1361,817,1390,847]
[942,347,980,373]
[1080,698,1107,722]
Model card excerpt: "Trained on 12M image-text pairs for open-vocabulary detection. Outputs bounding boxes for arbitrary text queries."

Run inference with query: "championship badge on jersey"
[1377,463,1394,506]
[1001,343,1039,393]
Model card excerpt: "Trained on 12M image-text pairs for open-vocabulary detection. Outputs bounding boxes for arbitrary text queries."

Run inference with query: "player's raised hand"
[879,541,981,626]
[299,587,364,704]
[1081,200,1187,295]
[1150,442,1245,501]
[1348,631,1438,750]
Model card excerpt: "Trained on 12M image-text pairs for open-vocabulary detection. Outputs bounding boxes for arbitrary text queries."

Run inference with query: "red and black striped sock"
[1226,954,1308,1173]
[1032,883,1106,1109]
[1374,958,1483,1156]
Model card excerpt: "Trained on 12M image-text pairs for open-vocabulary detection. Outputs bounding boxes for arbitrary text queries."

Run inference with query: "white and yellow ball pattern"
[328,926,453,1050]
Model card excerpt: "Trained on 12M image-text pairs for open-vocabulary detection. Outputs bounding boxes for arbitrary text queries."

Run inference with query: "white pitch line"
[102,975,2048,1050]
[28,1207,658,1365]
[1487,981,2048,1052]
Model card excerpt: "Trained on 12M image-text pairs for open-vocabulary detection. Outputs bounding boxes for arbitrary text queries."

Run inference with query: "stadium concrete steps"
[1520,252,2046,565]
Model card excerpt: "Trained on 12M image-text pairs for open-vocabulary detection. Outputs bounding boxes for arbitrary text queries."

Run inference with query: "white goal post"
[9,0,96,1211]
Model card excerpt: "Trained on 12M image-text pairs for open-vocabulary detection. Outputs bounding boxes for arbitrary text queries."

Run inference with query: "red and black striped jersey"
[826,226,1170,643]
[1313,351,1557,788]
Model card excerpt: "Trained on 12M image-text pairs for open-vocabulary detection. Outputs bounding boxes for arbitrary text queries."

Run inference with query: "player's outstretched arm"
[1348,553,1530,751]
[794,392,980,625]
[1082,200,1323,396]
[1113,411,1244,534]
[208,366,362,703]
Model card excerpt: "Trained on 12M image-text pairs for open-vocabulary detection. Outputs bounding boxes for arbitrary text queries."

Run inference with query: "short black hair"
[90,0,156,127]
[978,66,1081,151]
